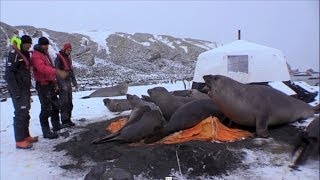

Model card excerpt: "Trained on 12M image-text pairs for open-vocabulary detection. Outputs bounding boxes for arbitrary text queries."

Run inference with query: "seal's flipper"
[126,105,151,126]
[256,118,269,138]
[141,95,154,103]
[91,133,118,144]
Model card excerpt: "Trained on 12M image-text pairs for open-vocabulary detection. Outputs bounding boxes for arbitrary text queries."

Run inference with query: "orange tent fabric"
[106,118,128,133]
[158,116,253,144]
[105,116,253,144]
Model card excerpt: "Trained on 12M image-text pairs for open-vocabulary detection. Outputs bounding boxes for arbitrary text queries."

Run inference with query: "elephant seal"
[145,99,223,143]
[81,81,129,99]
[170,90,192,97]
[125,94,163,126]
[103,98,132,112]
[292,116,319,167]
[91,109,165,144]
[203,75,314,137]
[147,87,195,121]
[190,89,210,99]
[91,94,165,144]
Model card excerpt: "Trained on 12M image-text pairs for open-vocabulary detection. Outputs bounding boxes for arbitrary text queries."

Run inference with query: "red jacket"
[31,45,56,84]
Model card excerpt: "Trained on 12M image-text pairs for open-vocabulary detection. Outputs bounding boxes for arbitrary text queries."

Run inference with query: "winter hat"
[21,35,32,44]
[38,37,49,45]
[63,43,72,51]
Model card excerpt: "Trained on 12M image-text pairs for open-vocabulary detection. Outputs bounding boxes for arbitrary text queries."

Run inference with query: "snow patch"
[128,36,150,46]
[268,81,296,96]
[180,46,188,53]
[154,35,176,49]
[74,29,113,54]
[80,37,89,47]
[293,81,318,93]
[148,37,157,43]
[183,38,216,50]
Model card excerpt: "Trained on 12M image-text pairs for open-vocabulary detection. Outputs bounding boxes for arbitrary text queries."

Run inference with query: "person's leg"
[11,95,32,148]
[67,83,75,126]
[59,83,70,125]
[36,83,58,139]
[50,85,65,131]
[23,91,38,143]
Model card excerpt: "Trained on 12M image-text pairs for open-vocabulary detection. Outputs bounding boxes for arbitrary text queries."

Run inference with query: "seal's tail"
[291,133,318,166]
[91,133,119,144]
[312,104,320,114]
[81,96,90,99]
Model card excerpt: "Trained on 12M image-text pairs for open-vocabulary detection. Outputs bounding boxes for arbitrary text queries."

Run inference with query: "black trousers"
[10,90,31,142]
[58,80,73,124]
[36,82,61,133]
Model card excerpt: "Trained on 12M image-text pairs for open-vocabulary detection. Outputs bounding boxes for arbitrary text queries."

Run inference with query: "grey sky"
[1,0,319,71]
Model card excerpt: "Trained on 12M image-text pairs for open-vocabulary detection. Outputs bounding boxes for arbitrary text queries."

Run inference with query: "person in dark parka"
[5,35,38,149]
[55,43,78,127]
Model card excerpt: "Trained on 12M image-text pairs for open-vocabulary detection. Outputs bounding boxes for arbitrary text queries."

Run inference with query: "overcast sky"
[1,0,319,71]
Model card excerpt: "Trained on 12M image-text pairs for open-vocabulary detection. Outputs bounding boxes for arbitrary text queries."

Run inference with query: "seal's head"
[103,98,111,106]
[126,94,141,106]
[203,75,224,97]
[147,87,169,97]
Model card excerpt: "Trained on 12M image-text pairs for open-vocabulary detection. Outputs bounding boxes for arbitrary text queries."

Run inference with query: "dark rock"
[102,168,134,180]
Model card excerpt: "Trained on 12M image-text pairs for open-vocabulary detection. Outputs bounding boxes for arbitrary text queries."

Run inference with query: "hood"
[33,44,47,54]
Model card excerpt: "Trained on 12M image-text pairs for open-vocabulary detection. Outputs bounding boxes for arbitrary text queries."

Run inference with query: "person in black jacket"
[5,35,38,149]
[55,43,78,127]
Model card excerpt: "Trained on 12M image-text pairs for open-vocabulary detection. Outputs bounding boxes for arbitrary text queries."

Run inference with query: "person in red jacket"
[55,43,78,127]
[31,37,68,139]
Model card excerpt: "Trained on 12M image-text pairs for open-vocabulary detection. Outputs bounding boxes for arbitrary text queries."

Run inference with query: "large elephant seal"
[92,109,165,144]
[145,99,223,143]
[203,75,314,137]
[292,116,319,167]
[103,98,132,112]
[82,81,129,99]
[147,87,195,121]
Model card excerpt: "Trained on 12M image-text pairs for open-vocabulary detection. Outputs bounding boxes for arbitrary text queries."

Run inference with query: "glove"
[75,84,80,92]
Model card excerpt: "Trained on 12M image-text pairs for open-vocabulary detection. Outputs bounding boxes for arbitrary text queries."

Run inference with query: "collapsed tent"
[105,117,253,144]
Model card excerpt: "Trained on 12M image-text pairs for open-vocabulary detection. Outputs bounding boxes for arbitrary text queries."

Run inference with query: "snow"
[268,81,296,96]
[148,37,157,43]
[154,35,176,49]
[127,36,150,46]
[80,37,89,47]
[74,29,112,54]
[182,39,216,50]
[180,46,188,53]
[293,81,319,93]
[1,81,319,179]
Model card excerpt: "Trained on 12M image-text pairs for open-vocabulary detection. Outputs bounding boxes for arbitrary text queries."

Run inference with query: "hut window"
[227,55,248,73]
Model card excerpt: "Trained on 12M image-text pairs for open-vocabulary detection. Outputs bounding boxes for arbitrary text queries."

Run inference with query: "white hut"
[192,40,291,86]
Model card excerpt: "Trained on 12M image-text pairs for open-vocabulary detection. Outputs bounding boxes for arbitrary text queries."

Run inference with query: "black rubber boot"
[43,129,59,139]
[52,124,68,132]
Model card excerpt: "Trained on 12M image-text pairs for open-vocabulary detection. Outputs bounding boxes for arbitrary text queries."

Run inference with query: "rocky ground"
[54,116,318,179]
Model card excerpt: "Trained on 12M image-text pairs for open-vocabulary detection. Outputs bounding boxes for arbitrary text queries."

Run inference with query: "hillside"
[0,22,219,86]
